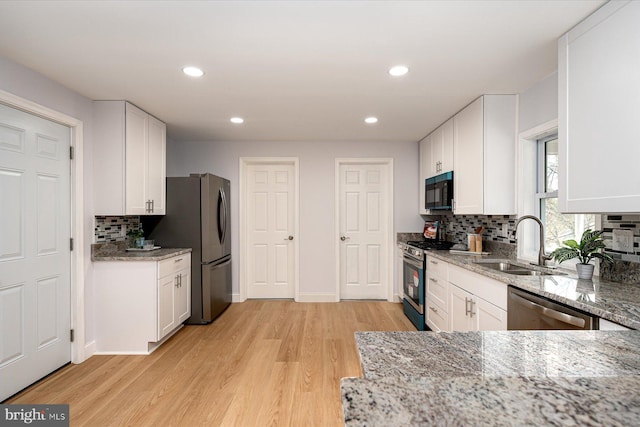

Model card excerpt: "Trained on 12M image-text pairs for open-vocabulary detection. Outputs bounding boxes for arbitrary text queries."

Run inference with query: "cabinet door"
[158,274,176,340]
[559,1,640,213]
[449,284,474,332]
[147,116,166,215]
[419,136,431,214]
[453,97,484,214]
[440,118,454,172]
[125,103,149,215]
[175,268,191,324]
[430,126,443,176]
[475,298,507,331]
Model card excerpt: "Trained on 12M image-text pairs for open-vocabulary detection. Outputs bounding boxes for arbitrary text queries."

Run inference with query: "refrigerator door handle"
[217,188,225,245]
[221,187,228,245]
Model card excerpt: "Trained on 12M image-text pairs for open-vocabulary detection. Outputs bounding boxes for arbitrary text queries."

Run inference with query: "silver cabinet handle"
[174,258,183,263]
[469,299,476,317]
[340,236,350,241]
[429,306,439,314]
[465,297,471,316]
[284,235,294,241]
[430,278,438,284]
[430,260,438,265]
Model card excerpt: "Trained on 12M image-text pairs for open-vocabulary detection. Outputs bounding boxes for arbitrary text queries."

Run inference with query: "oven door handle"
[403,256,423,269]
[509,292,586,328]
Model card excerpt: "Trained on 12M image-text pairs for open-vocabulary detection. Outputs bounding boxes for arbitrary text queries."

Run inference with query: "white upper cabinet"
[430,118,454,176]
[93,101,166,215]
[453,95,516,215]
[419,134,431,215]
[558,1,640,213]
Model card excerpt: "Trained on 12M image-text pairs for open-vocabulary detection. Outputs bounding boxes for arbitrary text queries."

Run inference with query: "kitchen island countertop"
[342,330,640,426]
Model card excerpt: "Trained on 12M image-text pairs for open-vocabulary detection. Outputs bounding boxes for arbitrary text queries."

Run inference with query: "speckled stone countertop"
[342,330,640,426]
[342,375,640,426]
[355,330,640,380]
[92,242,192,262]
[425,250,640,329]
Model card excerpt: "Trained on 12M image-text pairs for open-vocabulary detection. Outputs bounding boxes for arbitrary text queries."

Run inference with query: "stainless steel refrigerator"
[144,173,231,324]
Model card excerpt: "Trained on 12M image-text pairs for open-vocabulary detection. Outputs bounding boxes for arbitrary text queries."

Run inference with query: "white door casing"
[241,158,299,300]
[0,102,72,400]
[336,159,393,301]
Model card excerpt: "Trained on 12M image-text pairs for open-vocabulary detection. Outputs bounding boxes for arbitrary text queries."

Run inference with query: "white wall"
[167,139,423,299]
[519,71,558,131]
[0,55,97,348]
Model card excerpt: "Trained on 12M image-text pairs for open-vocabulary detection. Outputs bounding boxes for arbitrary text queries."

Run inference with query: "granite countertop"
[397,233,640,329]
[426,250,640,329]
[342,330,640,426]
[92,242,192,262]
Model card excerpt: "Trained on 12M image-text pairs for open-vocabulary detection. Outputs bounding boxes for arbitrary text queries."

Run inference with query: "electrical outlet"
[612,229,634,253]
[502,223,509,238]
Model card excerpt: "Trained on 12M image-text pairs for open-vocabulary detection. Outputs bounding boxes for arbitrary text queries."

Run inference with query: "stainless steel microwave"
[425,171,453,210]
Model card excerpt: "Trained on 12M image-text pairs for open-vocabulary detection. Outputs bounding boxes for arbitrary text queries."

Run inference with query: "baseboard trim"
[83,340,96,361]
[232,293,244,303]
[297,293,338,303]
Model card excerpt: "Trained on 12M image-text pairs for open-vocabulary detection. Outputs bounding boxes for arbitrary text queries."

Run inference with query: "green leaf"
[562,239,579,249]
[550,247,579,264]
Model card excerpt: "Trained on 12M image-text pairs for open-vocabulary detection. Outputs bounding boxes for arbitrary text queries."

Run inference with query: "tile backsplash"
[94,216,141,243]
[435,213,517,246]
[602,214,640,263]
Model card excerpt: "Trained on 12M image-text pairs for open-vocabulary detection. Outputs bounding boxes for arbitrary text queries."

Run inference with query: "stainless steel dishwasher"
[507,286,597,330]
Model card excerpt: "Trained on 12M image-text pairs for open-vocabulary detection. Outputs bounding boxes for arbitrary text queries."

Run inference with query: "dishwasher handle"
[509,292,586,328]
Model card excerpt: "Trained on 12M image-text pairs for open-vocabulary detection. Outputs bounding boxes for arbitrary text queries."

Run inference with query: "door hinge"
[70,237,74,251]
[70,146,74,160]
[70,329,75,342]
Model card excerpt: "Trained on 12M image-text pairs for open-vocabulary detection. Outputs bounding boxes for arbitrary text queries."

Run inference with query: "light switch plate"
[612,229,634,253]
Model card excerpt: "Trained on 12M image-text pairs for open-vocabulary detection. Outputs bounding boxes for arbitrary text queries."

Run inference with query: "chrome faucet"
[514,215,553,267]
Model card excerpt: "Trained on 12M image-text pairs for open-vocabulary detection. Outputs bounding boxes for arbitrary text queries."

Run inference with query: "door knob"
[340,236,350,241]
[284,235,294,240]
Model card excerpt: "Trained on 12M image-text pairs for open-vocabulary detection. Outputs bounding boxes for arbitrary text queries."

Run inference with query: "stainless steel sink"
[472,261,565,276]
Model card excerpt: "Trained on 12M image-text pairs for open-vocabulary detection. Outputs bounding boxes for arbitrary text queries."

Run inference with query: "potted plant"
[127,228,145,249]
[549,229,613,280]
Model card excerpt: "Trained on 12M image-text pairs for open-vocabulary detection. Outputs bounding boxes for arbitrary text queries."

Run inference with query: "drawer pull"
[430,260,438,265]
[429,306,439,314]
[174,258,183,263]
[430,278,438,284]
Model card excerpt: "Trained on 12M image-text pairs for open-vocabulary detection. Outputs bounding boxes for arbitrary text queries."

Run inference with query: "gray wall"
[167,139,424,299]
[0,55,97,345]
[519,71,558,131]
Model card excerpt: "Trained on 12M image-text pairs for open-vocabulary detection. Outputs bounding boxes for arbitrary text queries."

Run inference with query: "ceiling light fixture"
[389,65,409,77]
[364,117,378,124]
[230,117,244,124]
[182,66,204,77]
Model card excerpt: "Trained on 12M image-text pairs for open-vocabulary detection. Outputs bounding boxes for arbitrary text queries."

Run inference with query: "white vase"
[576,263,595,280]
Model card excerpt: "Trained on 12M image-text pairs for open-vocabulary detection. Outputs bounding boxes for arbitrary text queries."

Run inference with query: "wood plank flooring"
[8,300,416,426]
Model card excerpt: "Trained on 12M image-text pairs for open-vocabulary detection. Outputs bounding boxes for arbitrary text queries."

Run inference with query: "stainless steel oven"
[508,286,596,330]
[402,245,425,330]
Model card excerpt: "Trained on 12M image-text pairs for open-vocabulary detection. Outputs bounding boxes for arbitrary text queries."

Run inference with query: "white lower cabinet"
[426,256,449,332]
[447,263,508,332]
[95,253,191,354]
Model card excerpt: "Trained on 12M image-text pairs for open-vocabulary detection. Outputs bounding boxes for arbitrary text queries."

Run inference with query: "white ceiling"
[0,1,604,143]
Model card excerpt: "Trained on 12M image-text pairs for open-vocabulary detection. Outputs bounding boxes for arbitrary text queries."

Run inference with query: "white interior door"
[246,163,296,299]
[0,103,71,400]
[338,161,390,300]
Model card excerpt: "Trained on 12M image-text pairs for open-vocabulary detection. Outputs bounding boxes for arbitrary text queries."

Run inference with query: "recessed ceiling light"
[182,66,204,77]
[389,65,409,77]
[230,117,244,124]
[364,117,378,124]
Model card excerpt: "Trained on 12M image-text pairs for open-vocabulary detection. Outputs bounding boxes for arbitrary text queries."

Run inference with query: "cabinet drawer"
[426,298,448,332]
[158,254,190,278]
[426,256,447,280]
[426,274,447,309]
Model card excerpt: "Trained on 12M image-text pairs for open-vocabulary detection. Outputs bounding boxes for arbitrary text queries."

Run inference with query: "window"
[536,135,594,251]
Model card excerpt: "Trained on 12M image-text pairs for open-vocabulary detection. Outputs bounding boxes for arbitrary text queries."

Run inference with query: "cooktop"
[406,240,454,251]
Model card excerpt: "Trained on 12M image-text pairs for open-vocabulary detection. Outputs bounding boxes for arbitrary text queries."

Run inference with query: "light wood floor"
[9,300,415,426]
